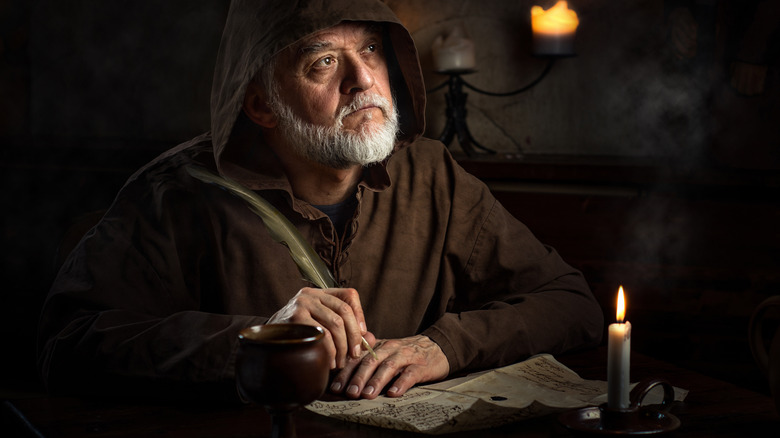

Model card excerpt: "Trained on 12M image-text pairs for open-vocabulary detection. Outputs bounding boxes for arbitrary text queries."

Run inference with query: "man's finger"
[359,355,402,399]
[306,298,351,368]
[329,354,362,394]
[324,288,367,358]
[339,345,385,399]
[326,288,367,333]
[385,365,424,397]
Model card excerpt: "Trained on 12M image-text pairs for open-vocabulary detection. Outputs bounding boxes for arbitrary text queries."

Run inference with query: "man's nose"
[340,55,375,95]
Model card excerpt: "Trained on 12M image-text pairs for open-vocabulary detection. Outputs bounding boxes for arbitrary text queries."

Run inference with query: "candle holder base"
[559,378,681,435]
[559,405,680,435]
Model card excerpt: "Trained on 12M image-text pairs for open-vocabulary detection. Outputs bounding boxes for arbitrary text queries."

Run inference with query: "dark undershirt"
[313,195,358,238]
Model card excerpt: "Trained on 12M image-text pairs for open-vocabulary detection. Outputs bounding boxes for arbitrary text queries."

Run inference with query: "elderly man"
[38,0,603,401]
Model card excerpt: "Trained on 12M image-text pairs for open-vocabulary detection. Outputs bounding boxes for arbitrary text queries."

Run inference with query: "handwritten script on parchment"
[306,354,688,435]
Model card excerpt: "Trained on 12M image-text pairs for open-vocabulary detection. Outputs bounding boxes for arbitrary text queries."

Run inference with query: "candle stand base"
[559,378,681,435]
[435,69,496,157]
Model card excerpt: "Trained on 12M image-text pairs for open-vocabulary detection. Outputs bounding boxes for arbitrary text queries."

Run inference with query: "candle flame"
[616,286,626,323]
[531,1,579,35]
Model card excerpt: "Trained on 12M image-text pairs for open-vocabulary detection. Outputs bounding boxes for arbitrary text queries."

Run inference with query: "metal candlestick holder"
[429,55,565,157]
[559,378,681,435]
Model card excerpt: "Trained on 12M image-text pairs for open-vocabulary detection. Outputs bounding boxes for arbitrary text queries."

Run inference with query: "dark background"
[1,0,778,398]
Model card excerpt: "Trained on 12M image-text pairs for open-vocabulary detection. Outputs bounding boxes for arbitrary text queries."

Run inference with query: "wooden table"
[3,347,778,437]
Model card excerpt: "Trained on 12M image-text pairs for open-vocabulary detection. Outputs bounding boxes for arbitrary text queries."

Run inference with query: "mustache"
[337,94,391,124]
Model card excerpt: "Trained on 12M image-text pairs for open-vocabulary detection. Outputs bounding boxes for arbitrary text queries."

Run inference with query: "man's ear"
[242,81,277,128]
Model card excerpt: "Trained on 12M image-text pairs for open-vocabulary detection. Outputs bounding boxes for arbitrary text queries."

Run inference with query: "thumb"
[362,331,377,347]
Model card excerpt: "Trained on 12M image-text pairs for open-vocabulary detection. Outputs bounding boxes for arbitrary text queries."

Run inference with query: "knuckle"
[345,355,362,367]
[337,302,352,316]
[294,294,313,306]
[360,354,377,367]
[300,287,322,298]
[382,339,401,349]
[330,315,345,330]
[380,358,399,371]
[400,365,418,379]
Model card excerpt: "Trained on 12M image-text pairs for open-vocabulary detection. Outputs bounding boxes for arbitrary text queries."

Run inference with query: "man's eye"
[366,43,379,53]
[316,56,335,67]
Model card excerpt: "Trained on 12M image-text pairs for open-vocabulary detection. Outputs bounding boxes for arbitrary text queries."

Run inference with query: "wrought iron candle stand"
[558,378,682,435]
[429,59,556,157]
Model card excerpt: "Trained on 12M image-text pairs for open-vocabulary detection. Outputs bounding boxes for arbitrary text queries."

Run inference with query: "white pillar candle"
[607,286,631,409]
[431,28,476,72]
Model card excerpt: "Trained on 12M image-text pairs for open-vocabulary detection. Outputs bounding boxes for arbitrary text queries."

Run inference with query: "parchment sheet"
[306,354,688,434]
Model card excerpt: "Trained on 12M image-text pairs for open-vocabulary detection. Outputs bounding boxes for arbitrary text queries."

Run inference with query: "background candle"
[531,1,579,56]
[431,27,476,72]
[607,286,631,409]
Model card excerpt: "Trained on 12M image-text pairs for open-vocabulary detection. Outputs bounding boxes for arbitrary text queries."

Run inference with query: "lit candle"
[607,286,631,409]
[530,1,579,56]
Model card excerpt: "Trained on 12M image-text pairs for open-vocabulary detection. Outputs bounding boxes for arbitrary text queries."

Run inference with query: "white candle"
[607,286,631,409]
[431,29,476,72]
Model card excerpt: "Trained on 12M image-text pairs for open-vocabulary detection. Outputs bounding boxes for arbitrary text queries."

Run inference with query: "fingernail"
[353,344,361,357]
[360,322,366,333]
[330,381,342,392]
[362,385,375,396]
[347,385,359,396]
[388,386,399,394]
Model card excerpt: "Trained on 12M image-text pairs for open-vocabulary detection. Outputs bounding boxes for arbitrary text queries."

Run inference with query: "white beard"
[268,91,400,169]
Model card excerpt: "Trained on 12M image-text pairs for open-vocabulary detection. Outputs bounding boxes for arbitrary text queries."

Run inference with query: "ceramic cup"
[236,324,329,438]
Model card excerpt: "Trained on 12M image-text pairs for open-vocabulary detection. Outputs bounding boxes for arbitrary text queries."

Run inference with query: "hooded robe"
[38,0,603,400]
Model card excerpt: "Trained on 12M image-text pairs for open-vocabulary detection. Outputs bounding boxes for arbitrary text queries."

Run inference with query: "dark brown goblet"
[236,324,329,438]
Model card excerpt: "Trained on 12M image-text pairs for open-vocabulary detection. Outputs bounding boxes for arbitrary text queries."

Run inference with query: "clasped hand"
[266,287,450,399]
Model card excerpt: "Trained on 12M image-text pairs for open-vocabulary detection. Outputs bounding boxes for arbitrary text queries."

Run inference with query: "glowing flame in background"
[531,1,579,35]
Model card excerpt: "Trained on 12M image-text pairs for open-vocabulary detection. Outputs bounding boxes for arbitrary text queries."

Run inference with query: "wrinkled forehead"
[288,21,383,58]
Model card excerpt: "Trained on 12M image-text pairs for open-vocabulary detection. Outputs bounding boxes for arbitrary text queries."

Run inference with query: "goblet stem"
[269,409,296,438]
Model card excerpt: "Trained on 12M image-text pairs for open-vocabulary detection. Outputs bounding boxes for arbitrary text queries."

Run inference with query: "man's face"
[267,22,399,169]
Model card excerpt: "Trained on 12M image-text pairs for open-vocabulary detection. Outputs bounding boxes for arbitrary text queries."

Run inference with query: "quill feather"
[186,165,335,288]
[187,165,376,358]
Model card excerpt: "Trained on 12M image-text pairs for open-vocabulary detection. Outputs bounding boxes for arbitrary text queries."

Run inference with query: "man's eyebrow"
[297,24,383,56]
[299,41,332,55]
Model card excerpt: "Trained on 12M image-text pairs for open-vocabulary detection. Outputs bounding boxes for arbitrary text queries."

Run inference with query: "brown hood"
[210,0,426,179]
